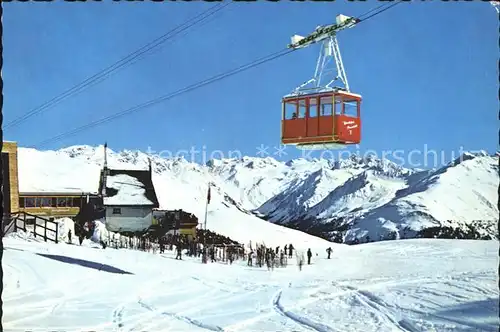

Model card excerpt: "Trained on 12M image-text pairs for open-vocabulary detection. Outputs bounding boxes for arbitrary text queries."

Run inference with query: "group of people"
[246,243,298,269]
[157,232,245,262]
[244,244,335,271]
[71,221,336,270]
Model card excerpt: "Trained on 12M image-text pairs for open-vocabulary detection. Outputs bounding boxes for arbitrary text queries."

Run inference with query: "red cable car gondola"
[281,14,362,150]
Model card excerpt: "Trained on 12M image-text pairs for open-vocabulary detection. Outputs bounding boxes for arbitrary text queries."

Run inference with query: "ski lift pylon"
[281,14,362,150]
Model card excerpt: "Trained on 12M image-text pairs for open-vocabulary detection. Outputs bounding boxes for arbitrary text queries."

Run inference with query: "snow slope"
[17,145,498,243]
[3,236,498,331]
[345,153,499,241]
[17,146,332,249]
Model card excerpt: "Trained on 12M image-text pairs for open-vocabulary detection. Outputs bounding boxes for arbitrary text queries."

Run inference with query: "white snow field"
[3,235,498,332]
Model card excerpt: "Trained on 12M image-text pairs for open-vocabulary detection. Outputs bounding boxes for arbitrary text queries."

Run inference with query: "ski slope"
[3,235,498,332]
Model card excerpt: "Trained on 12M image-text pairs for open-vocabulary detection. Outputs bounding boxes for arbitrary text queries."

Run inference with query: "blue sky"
[3,1,497,168]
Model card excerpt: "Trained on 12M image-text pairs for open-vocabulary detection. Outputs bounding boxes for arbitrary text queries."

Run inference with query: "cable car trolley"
[281,14,362,150]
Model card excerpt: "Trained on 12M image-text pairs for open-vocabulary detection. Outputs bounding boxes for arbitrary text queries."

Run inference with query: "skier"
[175,244,182,260]
[210,247,216,263]
[266,249,271,270]
[326,247,332,259]
[202,247,207,264]
[270,249,276,270]
[68,229,72,244]
[288,243,294,258]
[307,248,312,265]
[297,251,304,271]
[159,237,165,254]
[247,250,253,266]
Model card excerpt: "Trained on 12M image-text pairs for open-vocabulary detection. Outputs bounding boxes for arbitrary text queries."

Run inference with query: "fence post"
[55,223,58,244]
[44,220,47,242]
[33,219,37,238]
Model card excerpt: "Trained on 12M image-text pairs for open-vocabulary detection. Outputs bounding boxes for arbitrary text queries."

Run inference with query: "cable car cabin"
[281,90,361,148]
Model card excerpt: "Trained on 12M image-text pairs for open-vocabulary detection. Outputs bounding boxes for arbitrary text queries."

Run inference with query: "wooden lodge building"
[18,191,100,218]
[2,141,101,226]
[2,141,198,238]
[152,209,198,240]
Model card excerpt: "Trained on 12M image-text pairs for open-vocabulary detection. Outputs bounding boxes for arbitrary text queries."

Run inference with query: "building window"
[57,197,73,207]
[19,197,25,208]
[73,197,82,208]
[24,198,35,207]
[38,198,51,207]
[112,208,121,215]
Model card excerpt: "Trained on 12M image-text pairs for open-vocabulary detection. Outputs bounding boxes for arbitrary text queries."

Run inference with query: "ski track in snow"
[334,283,416,332]
[138,299,225,331]
[272,289,339,332]
[3,237,498,332]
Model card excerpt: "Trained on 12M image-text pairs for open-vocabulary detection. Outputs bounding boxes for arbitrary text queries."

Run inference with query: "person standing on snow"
[175,243,182,260]
[266,249,271,270]
[297,251,304,271]
[159,237,165,254]
[326,247,332,259]
[307,248,312,265]
[288,244,294,258]
[210,246,216,263]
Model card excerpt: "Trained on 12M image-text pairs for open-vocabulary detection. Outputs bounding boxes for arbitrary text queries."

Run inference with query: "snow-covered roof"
[20,191,98,196]
[101,169,159,207]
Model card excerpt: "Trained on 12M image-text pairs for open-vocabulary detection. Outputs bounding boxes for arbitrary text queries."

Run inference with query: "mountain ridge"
[19,145,499,243]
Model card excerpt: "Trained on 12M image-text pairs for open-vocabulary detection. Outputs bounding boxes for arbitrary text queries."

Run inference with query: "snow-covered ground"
[3,236,498,332]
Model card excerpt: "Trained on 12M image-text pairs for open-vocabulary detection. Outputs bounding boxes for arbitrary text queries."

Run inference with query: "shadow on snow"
[432,298,499,332]
[36,253,134,275]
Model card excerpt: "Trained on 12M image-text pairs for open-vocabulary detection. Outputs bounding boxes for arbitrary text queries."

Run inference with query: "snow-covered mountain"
[18,145,499,243]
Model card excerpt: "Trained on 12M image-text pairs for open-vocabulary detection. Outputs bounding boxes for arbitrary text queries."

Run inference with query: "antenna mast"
[101,142,108,197]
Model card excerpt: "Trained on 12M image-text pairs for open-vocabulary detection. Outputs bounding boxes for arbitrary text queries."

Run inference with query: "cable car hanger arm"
[287,15,360,49]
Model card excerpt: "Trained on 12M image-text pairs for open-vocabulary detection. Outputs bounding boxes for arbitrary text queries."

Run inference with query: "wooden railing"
[6,211,59,244]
